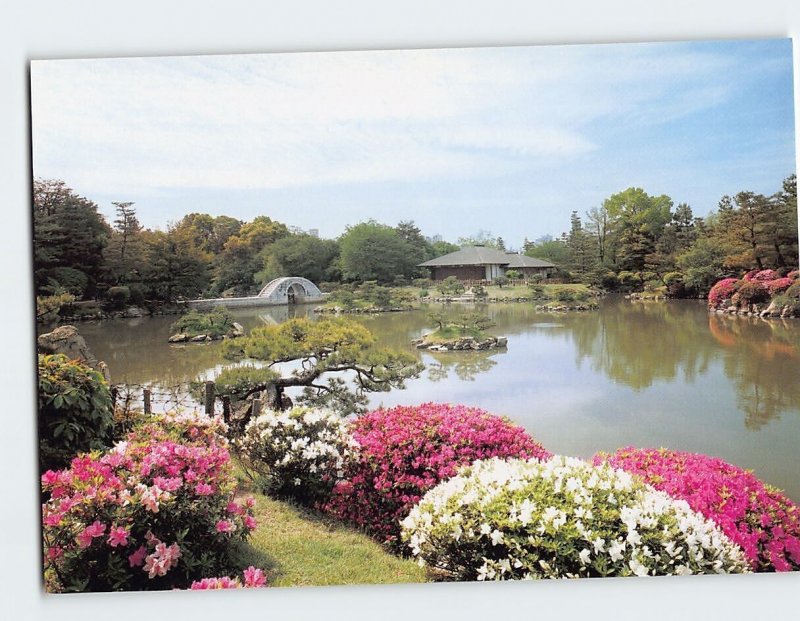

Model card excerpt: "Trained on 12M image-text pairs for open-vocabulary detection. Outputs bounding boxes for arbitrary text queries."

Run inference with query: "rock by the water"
[168,333,190,343]
[231,322,245,337]
[125,306,145,318]
[37,325,111,382]
[190,334,208,342]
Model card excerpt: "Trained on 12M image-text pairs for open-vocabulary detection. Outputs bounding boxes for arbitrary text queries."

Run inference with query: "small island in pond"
[412,310,508,352]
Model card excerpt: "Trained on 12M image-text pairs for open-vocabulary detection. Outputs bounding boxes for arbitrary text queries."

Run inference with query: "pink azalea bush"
[707,278,740,309]
[593,447,800,572]
[767,277,794,295]
[190,566,268,590]
[324,403,551,545]
[42,411,260,592]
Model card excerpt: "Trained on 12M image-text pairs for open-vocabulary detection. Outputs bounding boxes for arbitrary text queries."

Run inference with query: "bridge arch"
[256,277,324,305]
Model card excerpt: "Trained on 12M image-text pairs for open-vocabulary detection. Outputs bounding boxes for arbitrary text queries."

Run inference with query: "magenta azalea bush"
[708,278,740,309]
[593,448,800,572]
[42,412,260,592]
[324,403,551,545]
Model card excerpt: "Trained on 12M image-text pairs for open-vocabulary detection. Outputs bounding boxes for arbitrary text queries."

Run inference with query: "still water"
[73,297,800,501]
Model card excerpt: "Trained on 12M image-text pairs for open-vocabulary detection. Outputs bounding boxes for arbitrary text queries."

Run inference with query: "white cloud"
[30,42,778,198]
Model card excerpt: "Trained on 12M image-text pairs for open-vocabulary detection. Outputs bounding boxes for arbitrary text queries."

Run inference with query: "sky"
[30,39,796,249]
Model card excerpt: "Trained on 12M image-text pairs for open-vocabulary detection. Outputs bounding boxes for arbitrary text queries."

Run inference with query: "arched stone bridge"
[257,277,325,304]
[187,277,327,310]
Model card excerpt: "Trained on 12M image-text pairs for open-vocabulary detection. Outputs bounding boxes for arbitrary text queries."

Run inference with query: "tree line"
[524,175,797,295]
[34,175,797,309]
[33,178,462,308]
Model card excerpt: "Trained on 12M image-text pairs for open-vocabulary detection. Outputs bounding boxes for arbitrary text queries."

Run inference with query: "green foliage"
[437,276,465,296]
[493,275,509,288]
[505,269,521,280]
[36,293,76,322]
[339,220,424,282]
[213,365,279,404]
[259,234,340,284]
[412,278,433,288]
[171,307,236,337]
[37,354,114,472]
[106,286,131,310]
[223,317,423,414]
[33,179,111,298]
[472,284,488,299]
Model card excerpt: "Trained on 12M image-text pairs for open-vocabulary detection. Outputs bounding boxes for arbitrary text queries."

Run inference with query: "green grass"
[229,486,428,587]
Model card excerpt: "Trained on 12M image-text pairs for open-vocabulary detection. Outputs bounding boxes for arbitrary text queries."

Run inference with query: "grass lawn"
[230,489,428,587]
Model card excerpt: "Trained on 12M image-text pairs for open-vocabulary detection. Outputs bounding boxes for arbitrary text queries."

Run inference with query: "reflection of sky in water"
[75,299,800,502]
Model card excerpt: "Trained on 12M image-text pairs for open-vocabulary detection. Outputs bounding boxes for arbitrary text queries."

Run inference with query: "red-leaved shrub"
[708,278,740,309]
[593,447,800,571]
[767,277,793,295]
[324,403,551,545]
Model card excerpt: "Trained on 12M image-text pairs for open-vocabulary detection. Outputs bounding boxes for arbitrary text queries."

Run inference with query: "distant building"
[418,246,556,281]
[307,228,319,238]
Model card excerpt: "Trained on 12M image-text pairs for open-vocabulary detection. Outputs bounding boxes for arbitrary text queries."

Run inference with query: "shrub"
[708,278,741,308]
[418,289,429,299]
[36,293,76,322]
[41,412,258,592]
[324,403,551,545]
[505,270,521,281]
[593,448,800,572]
[731,280,769,306]
[493,276,510,288]
[787,270,799,281]
[107,286,131,310]
[767,278,793,295]
[171,307,235,338]
[401,456,749,580]
[393,275,410,287]
[438,276,465,296]
[784,280,800,300]
[413,278,433,288]
[235,406,357,506]
[749,269,777,283]
[38,354,115,472]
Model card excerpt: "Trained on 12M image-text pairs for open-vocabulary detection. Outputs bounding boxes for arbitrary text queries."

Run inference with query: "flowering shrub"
[767,278,794,295]
[749,269,778,283]
[38,354,114,472]
[324,403,551,544]
[41,411,259,592]
[190,566,267,589]
[401,456,749,580]
[235,406,357,505]
[594,448,800,572]
[707,278,740,309]
[731,280,769,306]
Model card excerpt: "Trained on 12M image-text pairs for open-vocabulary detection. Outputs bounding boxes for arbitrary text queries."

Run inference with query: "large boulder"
[37,325,111,383]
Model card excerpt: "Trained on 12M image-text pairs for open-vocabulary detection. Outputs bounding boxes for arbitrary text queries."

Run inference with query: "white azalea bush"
[235,406,357,506]
[400,456,750,580]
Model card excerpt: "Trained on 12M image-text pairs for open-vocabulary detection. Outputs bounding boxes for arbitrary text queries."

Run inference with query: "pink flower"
[128,545,147,567]
[244,515,258,531]
[142,542,181,579]
[226,501,242,515]
[195,482,214,496]
[107,526,130,548]
[215,519,236,534]
[77,520,106,548]
[46,546,63,561]
[242,566,267,588]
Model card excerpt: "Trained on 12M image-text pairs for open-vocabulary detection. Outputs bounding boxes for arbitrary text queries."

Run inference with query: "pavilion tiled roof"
[418,246,556,268]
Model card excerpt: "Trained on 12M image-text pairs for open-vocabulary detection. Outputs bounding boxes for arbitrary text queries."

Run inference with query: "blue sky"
[30,39,796,249]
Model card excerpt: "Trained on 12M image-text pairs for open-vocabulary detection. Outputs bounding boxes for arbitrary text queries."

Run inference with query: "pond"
[69,297,800,502]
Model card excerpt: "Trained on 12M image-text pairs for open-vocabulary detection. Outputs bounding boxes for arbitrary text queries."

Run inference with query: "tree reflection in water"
[425,350,502,382]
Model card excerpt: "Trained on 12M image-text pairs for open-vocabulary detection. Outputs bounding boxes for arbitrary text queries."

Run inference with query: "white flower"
[608,540,625,562]
[579,549,591,565]
[629,558,650,577]
[490,530,505,546]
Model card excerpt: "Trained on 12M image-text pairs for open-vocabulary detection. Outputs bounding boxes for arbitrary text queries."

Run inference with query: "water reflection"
[425,350,503,382]
[708,314,800,430]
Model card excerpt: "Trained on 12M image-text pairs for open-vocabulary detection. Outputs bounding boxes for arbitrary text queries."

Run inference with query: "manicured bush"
[324,403,551,545]
[171,307,235,338]
[707,278,740,308]
[401,456,750,580]
[235,406,357,506]
[767,278,793,295]
[593,448,800,572]
[731,280,769,306]
[38,354,115,472]
[41,412,258,592]
[747,269,777,283]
